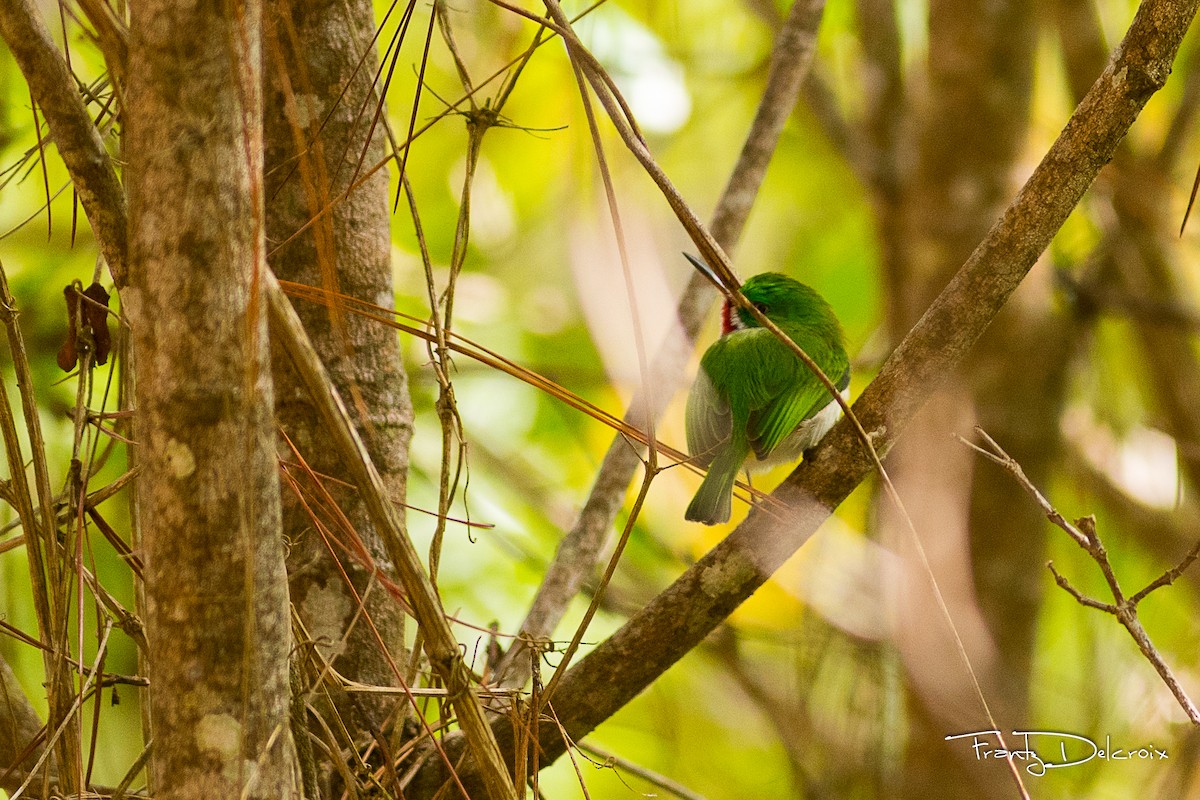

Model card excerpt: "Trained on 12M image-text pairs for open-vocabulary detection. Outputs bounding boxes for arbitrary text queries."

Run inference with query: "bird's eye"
[753,302,770,314]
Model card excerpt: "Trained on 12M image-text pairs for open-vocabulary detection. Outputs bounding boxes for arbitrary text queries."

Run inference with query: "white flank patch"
[751,389,847,473]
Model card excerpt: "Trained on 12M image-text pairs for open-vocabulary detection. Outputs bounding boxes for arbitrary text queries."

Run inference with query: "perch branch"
[405,0,1200,794]
[498,0,828,689]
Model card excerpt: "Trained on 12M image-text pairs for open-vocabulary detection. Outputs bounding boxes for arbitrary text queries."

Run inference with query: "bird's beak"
[683,252,726,290]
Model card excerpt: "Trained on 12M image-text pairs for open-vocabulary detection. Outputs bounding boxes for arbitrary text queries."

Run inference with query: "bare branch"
[956,429,1091,550]
[1047,562,1118,613]
[498,0,828,689]
[1129,540,1200,604]
[1068,446,1199,571]
[965,430,1200,725]
[264,271,517,800]
[406,0,1200,793]
[575,741,707,800]
[0,0,127,285]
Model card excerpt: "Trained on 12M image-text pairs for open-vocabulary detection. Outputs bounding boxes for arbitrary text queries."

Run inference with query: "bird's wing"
[749,339,849,460]
[690,330,789,462]
[750,373,836,459]
[689,329,849,463]
[685,366,731,467]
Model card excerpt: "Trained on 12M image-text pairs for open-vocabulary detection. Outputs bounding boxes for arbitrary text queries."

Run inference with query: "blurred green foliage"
[3,0,1200,797]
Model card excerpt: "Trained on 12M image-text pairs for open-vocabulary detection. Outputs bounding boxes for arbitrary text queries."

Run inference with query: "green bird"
[684,254,849,525]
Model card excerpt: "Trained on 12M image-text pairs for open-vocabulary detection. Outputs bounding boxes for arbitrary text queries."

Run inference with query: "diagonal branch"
[263,270,518,800]
[407,0,1200,794]
[497,0,828,689]
[544,0,1196,749]
[0,0,127,285]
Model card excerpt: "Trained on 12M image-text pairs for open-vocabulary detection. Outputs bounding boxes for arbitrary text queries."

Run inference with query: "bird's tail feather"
[685,447,744,525]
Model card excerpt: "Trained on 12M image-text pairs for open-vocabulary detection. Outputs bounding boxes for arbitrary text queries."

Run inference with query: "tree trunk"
[262,0,414,752]
[126,2,301,796]
[879,0,1055,796]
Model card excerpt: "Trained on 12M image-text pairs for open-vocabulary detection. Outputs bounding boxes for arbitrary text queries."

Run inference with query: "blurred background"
[3,0,1200,797]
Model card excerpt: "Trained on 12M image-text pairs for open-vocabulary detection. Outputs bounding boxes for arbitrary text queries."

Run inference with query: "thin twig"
[264,269,518,800]
[278,439,487,793]
[513,16,1030,793]
[962,426,1200,725]
[268,0,609,259]
[1130,539,1200,604]
[405,1,1200,792]
[576,741,707,800]
[524,10,666,713]
[4,619,113,799]
[498,0,829,689]
[422,5,479,586]
[958,428,1091,550]
[278,282,698,471]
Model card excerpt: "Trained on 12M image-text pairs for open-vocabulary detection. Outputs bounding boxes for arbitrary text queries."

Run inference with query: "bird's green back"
[690,273,848,462]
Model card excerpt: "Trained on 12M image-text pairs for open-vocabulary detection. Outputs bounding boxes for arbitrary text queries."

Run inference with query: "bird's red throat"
[720,300,736,334]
